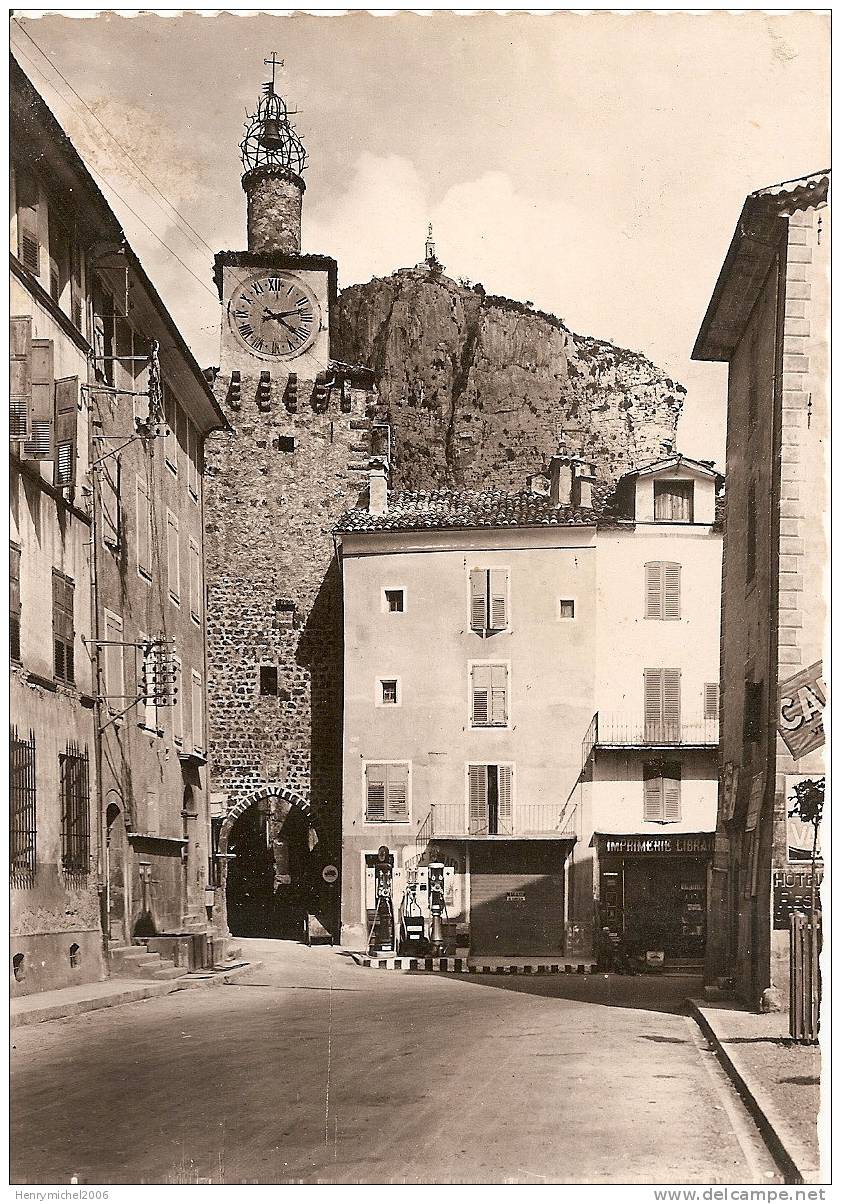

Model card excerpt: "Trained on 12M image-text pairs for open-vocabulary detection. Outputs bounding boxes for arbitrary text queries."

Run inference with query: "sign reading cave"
[603,835,714,856]
[777,660,826,759]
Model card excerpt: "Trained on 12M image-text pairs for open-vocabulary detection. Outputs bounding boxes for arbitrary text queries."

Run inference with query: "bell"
[259,117,284,150]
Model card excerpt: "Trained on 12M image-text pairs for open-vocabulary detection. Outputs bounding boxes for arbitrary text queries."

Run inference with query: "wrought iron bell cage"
[240,82,308,177]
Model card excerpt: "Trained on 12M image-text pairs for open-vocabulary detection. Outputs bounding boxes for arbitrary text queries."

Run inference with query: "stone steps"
[108,944,186,982]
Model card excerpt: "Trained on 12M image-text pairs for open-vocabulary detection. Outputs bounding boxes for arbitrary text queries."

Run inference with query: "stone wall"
[244,167,304,255]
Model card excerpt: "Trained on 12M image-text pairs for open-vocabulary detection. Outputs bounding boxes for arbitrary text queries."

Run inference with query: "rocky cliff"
[334,269,685,491]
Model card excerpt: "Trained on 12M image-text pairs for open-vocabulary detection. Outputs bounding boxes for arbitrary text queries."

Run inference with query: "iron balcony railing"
[592,712,720,748]
[423,802,577,840]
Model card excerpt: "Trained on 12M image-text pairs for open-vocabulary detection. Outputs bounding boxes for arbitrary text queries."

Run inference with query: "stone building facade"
[693,171,828,1008]
[203,70,379,939]
[10,58,227,993]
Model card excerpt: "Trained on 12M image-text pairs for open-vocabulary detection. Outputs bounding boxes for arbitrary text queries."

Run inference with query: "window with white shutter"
[23,339,54,461]
[52,571,75,684]
[468,763,514,835]
[102,610,124,710]
[166,511,180,605]
[101,456,121,551]
[469,568,509,633]
[138,636,159,733]
[471,663,508,727]
[644,668,681,742]
[704,683,719,721]
[136,476,152,580]
[53,377,79,489]
[191,671,204,754]
[10,317,32,441]
[189,539,201,623]
[643,761,681,823]
[164,387,178,475]
[16,169,40,276]
[188,420,200,502]
[172,655,183,745]
[365,763,410,823]
[644,562,681,620]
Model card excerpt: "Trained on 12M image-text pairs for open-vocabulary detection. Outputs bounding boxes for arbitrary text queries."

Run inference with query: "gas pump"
[428,861,447,954]
[398,867,427,955]
[367,846,396,955]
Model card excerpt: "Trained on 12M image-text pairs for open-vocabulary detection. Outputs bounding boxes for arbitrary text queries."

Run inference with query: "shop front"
[596,832,714,960]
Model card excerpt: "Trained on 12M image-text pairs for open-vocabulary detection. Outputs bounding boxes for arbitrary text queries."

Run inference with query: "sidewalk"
[689,998,822,1184]
[11,960,260,1028]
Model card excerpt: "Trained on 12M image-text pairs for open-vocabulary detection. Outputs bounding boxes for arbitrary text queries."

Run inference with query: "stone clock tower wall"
[204,247,379,936]
[244,165,305,255]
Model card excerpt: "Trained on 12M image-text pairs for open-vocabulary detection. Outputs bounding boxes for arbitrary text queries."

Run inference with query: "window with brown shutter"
[643,761,681,823]
[10,317,32,441]
[188,420,200,501]
[365,763,409,823]
[469,568,509,633]
[644,562,681,620]
[468,763,513,835]
[136,476,152,580]
[48,207,71,309]
[10,543,21,663]
[644,668,681,741]
[654,480,694,522]
[164,387,178,475]
[189,540,201,623]
[471,663,508,727]
[52,571,74,684]
[191,671,204,753]
[704,683,719,721]
[16,169,40,276]
[23,340,54,461]
[101,456,121,551]
[53,377,79,489]
[167,511,180,604]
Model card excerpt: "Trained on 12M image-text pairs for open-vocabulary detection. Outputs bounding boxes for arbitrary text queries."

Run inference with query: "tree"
[788,776,824,917]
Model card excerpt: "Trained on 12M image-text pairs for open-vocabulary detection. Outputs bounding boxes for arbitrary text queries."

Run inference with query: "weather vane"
[263,51,284,95]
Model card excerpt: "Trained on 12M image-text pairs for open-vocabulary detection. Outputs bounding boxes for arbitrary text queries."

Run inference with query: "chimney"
[368,458,388,516]
[549,455,574,505]
[572,459,597,509]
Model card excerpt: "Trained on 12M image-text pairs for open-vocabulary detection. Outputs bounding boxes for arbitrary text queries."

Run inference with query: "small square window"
[381,679,398,705]
[276,435,296,453]
[385,589,404,613]
[559,599,575,620]
[259,665,278,696]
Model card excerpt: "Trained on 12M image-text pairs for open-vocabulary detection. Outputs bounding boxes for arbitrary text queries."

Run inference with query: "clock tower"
[203,57,381,942]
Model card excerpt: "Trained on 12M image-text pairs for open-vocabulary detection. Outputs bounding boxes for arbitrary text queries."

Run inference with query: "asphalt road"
[11,939,782,1185]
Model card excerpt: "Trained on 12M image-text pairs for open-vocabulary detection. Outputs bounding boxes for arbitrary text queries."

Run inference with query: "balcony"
[418,802,577,842]
[590,712,719,750]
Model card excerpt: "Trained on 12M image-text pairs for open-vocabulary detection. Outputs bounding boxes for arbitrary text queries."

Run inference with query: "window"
[643,761,681,823]
[23,339,54,461]
[470,568,508,633]
[746,481,757,584]
[559,599,575,620]
[164,387,178,474]
[191,671,204,754]
[274,599,296,628]
[92,281,115,386]
[166,511,180,604]
[52,571,75,684]
[643,668,681,741]
[10,543,21,663]
[10,726,36,884]
[704,683,720,721]
[54,376,79,489]
[644,562,681,620]
[654,480,694,523]
[259,665,278,696]
[102,610,124,710]
[189,539,202,623]
[15,168,40,276]
[59,742,90,874]
[172,655,183,745]
[468,764,513,836]
[48,206,71,309]
[101,455,121,551]
[136,476,152,581]
[139,638,160,733]
[277,435,296,453]
[380,679,398,705]
[470,663,508,727]
[744,680,763,744]
[188,420,200,500]
[10,315,32,441]
[384,588,404,613]
[365,762,410,823]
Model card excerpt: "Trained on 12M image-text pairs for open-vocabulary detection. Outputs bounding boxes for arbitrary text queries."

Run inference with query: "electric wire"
[11,19,216,258]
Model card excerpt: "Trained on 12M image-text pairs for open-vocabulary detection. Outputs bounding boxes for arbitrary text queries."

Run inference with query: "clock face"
[227,272,322,360]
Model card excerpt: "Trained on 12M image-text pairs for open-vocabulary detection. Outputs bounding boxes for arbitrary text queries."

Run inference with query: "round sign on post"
[322,864,339,885]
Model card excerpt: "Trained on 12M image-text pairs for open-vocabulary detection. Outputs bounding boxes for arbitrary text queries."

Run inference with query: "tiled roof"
[336,483,622,535]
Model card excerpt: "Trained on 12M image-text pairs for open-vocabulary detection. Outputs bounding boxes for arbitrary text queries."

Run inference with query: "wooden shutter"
[10,544,21,661]
[70,243,84,331]
[644,668,663,736]
[172,655,183,744]
[139,637,158,731]
[192,673,204,752]
[471,663,491,725]
[491,663,508,725]
[102,456,121,549]
[664,766,681,822]
[704,682,719,720]
[189,541,201,621]
[489,569,508,630]
[24,340,54,460]
[53,377,79,488]
[386,764,409,822]
[643,772,663,821]
[644,562,663,619]
[663,669,681,736]
[16,171,40,275]
[103,611,124,704]
[497,764,513,830]
[52,574,74,684]
[188,420,200,499]
[663,563,681,620]
[468,764,488,835]
[469,569,487,631]
[136,477,152,578]
[167,513,180,601]
[165,388,178,472]
[10,317,32,440]
[366,764,386,822]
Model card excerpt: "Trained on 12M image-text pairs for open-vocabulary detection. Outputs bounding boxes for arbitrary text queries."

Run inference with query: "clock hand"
[262,307,307,321]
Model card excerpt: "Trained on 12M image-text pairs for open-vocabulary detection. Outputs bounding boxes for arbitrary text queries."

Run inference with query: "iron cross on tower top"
[264,52,284,93]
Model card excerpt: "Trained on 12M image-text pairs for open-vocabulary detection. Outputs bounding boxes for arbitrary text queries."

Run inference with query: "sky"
[10,10,830,469]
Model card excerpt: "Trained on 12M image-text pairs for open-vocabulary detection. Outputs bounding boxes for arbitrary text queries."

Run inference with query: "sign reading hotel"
[777,660,826,760]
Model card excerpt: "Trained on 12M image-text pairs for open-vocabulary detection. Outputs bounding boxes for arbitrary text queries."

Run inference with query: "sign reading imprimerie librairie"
[603,835,714,856]
[777,660,826,759]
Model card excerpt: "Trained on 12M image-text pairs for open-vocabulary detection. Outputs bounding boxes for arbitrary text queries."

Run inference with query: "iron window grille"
[60,742,90,875]
[10,726,36,885]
